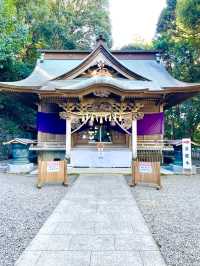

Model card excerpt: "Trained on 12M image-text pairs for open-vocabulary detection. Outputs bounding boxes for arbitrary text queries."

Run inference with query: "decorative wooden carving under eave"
[91,60,113,77]
[93,88,110,97]
[59,99,144,131]
[59,98,143,113]
[77,60,125,79]
[94,68,112,77]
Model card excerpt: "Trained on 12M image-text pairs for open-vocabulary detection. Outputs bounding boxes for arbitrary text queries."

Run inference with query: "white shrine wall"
[71,147,132,168]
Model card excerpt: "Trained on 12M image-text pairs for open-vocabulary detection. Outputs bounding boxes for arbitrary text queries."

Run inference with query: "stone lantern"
[3,138,36,173]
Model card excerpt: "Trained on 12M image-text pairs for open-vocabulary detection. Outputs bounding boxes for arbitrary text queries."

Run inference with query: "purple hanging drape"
[37,112,164,135]
[137,112,164,135]
[37,112,66,134]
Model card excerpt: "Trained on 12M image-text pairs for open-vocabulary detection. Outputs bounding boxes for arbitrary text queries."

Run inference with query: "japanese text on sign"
[139,162,153,174]
[47,161,60,173]
[182,138,192,170]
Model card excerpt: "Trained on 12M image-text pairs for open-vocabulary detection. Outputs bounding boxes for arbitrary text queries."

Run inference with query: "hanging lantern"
[100,116,103,124]
[110,119,116,126]
[89,119,93,127]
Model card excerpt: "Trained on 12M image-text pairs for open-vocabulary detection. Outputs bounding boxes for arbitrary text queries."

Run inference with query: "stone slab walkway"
[15,175,166,266]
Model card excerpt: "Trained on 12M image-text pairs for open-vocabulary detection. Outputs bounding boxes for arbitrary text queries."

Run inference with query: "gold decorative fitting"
[78,60,117,78]
[93,89,110,97]
[59,99,144,130]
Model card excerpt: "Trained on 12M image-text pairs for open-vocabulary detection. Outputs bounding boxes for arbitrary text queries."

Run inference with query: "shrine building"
[1,36,200,167]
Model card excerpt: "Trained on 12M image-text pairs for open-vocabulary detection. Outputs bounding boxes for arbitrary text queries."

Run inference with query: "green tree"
[0,0,112,159]
[0,0,111,80]
[0,0,34,81]
[176,0,200,35]
[14,0,112,50]
[154,0,200,141]
[121,36,153,51]
[157,0,177,33]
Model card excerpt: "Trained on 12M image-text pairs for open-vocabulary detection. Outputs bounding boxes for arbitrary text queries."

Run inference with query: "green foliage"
[176,0,200,34]
[0,93,36,128]
[0,0,111,159]
[14,0,112,49]
[154,0,200,141]
[164,97,200,139]
[0,92,37,159]
[157,0,177,33]
[121,37,153,51]
[0,0,111,79]
[0,1,34,81]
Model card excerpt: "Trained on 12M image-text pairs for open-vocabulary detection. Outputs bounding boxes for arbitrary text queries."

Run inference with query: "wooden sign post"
[182,138,192,174]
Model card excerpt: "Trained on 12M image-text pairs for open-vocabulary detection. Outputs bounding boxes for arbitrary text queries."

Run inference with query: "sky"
[110,0,166,49]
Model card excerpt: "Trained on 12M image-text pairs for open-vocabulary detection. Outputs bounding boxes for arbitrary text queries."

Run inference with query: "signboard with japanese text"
[182,138,192,170]
[139,162,153,174]
[37,160,68,188]
[47,161,60,173]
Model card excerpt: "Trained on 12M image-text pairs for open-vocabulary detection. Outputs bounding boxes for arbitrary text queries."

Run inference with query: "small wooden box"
[130,149,162,189]
[132,160,161,189]
[37,160,68,188]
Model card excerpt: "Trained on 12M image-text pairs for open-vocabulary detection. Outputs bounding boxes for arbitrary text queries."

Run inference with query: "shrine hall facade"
[1,37,200,167]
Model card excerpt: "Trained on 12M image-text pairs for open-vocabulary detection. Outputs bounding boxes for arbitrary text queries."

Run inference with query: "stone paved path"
[15,175,166,266]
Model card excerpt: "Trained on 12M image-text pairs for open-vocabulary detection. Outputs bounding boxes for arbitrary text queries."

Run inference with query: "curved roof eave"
[0,42,200,94]
[0,58,82,89]
[40,77,161,92]
[163,83,200,93]
[0,60,52,89]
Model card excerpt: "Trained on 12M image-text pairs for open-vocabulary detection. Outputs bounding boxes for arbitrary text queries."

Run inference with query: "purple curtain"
[137,112,164,135]
[37,112,66,134]
[37,112,164,135]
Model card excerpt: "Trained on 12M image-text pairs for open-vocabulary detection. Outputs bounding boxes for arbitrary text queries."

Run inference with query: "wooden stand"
[130,150,162,189]
[131,160,161,189]
[37,160,68,188]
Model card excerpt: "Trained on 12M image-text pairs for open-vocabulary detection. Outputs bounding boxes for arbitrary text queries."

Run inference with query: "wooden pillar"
[65,116,71,161]
[130,119,137,187]
[132,119,137,159]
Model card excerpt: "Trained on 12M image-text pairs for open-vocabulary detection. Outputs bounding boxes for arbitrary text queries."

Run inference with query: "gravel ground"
[0,173,77,266]
[128,174,200,266]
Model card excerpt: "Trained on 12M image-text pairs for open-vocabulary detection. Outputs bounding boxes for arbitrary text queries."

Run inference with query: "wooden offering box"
[37,160,68,188]
[131,148,162,189]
